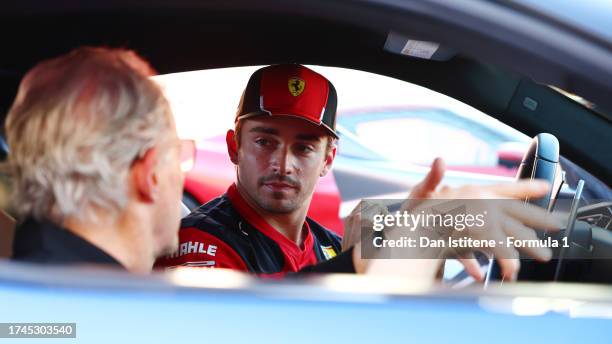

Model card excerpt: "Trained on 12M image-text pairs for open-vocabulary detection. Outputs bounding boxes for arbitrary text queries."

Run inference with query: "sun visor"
[384,31,456,61]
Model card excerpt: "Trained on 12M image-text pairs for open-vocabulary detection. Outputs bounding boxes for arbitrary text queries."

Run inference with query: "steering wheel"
[444,133,609,285]
[477,133,612,285]
[515,133,563,209]
[485,133,564,283]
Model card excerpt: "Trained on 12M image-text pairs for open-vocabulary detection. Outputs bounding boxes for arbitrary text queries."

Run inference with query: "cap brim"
[237,111,339,139]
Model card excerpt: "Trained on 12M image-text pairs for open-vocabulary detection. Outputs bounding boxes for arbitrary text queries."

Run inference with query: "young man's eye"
[296,144,314,153]
[255,138,270,146]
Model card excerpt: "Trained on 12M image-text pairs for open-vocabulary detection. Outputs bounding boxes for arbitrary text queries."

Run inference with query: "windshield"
[508,0,612,43]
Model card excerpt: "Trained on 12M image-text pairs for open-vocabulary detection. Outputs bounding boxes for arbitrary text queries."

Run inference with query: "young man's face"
[230,115,336,215]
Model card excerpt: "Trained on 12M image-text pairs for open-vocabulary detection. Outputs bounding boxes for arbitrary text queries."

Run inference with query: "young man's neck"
[263,209,309,246]
[63,210,155,273]
[236,183,309,247]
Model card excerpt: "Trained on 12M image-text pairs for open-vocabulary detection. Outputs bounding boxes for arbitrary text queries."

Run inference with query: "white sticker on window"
[400,40,440,59]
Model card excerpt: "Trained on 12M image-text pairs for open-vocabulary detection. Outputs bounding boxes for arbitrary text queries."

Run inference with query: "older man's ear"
[131,148,160,203]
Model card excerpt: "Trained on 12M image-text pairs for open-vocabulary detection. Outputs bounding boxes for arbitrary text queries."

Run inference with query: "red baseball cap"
[235,64,338,138]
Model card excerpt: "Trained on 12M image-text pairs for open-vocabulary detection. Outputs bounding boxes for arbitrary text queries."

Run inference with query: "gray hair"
[5,47,172,223]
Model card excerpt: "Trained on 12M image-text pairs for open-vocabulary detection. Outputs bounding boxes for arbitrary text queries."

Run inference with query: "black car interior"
[0,2,610,282]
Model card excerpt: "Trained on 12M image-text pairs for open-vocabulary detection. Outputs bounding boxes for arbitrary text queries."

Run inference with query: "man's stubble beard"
[256,193,300,214]
[252,173,304,214]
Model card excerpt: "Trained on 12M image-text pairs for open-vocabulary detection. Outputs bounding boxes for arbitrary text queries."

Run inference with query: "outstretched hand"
[342,158,446,251]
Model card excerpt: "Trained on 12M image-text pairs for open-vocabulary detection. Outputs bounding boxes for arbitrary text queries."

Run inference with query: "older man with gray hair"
[6,47,188,273]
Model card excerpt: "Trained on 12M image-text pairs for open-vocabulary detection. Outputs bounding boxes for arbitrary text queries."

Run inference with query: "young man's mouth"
[262,181,298,192]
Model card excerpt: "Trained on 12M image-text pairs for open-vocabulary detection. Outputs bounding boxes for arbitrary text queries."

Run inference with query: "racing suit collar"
[226,183,315,261]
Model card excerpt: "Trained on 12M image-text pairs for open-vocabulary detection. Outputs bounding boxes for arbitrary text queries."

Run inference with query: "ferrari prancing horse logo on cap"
[288,77,305,96]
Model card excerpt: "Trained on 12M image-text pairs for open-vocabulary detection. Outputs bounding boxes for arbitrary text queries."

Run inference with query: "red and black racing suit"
[155,184,355,276]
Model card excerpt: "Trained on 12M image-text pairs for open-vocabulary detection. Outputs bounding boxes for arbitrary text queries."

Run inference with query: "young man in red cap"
[156,64,353,275]
[156,64,563,279]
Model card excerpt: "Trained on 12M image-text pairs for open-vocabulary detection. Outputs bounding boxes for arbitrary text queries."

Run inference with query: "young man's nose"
[270,146,295,175]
